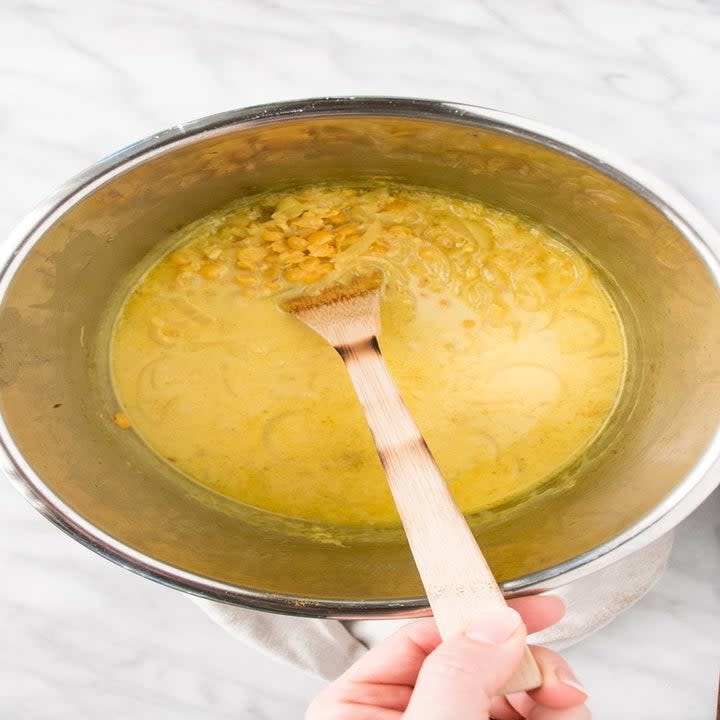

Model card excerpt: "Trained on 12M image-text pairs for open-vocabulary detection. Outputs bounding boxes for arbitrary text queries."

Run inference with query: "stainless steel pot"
[1,97,719,618]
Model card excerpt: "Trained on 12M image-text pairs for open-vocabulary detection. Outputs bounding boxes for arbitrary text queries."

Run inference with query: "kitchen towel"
[192,532,673,680]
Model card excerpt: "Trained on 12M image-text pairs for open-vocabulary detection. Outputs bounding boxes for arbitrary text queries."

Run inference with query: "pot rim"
[2,96,719,617]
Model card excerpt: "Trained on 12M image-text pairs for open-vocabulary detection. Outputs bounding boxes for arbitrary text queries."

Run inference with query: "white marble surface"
[1,0,719,717]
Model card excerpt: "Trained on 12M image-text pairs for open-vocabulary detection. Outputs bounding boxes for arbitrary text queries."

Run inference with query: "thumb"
[403,607,525,720]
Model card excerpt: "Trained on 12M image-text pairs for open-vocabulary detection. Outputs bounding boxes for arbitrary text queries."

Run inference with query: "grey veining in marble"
[1,0,719,718]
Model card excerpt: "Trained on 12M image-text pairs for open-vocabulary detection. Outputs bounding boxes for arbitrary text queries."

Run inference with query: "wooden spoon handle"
[338,337,542,695]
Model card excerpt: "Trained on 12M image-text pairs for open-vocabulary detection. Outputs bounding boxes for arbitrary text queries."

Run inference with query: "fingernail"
[465,608,523,645]
[556,667,587,695]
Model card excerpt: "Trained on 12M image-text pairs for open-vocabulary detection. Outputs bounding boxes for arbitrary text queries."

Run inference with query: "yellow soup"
[111,185,626,526]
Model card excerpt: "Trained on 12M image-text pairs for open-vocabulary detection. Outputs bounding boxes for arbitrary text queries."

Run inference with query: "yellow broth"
[111,185,626,525]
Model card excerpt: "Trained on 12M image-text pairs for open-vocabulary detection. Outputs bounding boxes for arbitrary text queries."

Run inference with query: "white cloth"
[192,533,673,680]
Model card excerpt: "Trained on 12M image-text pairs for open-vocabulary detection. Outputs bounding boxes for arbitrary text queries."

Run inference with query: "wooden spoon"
[282,272,542,695]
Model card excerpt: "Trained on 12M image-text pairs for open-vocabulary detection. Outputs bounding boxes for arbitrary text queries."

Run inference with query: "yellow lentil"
[199,263,225,280]
[307,229,334,246]
[262,228,284,242]
[287,236,308,250]
[169,250,193,266]
[113,412,132,429]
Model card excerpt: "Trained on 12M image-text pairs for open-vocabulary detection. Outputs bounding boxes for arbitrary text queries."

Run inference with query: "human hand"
[306,596,589,719]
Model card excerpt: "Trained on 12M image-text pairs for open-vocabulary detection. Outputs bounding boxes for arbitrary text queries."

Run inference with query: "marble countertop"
[1,0,718,717]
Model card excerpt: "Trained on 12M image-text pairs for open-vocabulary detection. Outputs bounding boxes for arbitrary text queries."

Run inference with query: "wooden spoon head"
[281,271,384,347]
